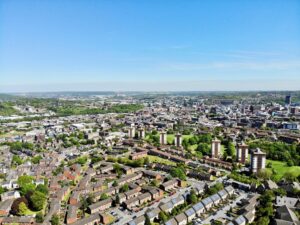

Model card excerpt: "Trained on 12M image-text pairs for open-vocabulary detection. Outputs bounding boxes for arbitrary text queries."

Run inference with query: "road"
[200,190,247,225]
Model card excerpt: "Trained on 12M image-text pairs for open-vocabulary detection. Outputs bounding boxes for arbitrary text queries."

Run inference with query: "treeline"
[49,104,144,116]
[0,102,19,116]
[249,140,300,166]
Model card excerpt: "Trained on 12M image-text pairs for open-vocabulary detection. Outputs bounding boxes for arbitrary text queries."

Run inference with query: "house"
[243,211,255,224]
[275,205,300,224]
[92,181,105,192]
[117,172,143,186]
[165,218,178,225]
[71,213,101,225]
[143,170,162,180]
[0,216,35,224]
[118,193,127,203]
[225,185,235,196]
[130,151,147,160]
[54,186,70,201]
[210,193,222,206]
[184,207,196,222]
[135,179,146,187]
[280,182,300,194]
[234,215,246,225]
[100,165,114,174]
[264,179,278,190]
[217,189,229,201]
[160,201,175,213]
[175,213,188,225]
[69,191,80,205]
[201,197,213,211]
[121,166,135,175]
[276,196,300,209]
[102,187,118,197]
[99,213,111,225]
[0,199,13,216]
[161,179,178,191]
[124,197,140,210]
[171,195,185,207]
[128,215,145,225]
[194,184,205,195]
[0,191,20,201]
[88,198,112,213]
[192,202,205,216]
[146,207,161,222]
[148,188,164,200]
[124,189,140,200]
[66,205,78,224]
[138,192,152,204]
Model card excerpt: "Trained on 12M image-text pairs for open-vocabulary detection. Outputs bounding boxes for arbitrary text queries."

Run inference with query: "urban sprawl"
[0,92,300,225]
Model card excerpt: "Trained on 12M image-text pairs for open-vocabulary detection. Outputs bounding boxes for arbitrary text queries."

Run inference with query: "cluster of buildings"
[0,93,299,224]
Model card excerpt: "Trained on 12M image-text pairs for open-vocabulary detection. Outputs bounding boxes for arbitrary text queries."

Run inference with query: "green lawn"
[266,160,300,180]
[148,155,176,166]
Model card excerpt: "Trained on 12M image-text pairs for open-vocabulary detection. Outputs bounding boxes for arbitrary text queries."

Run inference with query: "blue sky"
[1,0,300,92]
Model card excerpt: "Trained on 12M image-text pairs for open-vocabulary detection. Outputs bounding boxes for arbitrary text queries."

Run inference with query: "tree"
[170,167,186,180]
[283,171,297,182]
[18,175,34,187]
[20,183,36,196]
[36,184,49,195]
[120,184,129,193]
[36,212,44,223]
[150,179,159,187]
[158,211,168,222]
[197,143,210,156]
[187,189,197,204]
[257,169,272,180]
[100,193,109,200]
[51,214,60,225]
[32,155,42,164]
[115,194,120,205]
[254,216,269,225]
[30,191,46,211]
[113,163,122,176]
[144,214,151,225]
[0,186,5,195]
[86,193,95,205]
[80,197,88,217]
[12,155,23,165]
[11,197,28,215]
[18,202,28,216]
[112,180,118,187]
[144,157,150,165]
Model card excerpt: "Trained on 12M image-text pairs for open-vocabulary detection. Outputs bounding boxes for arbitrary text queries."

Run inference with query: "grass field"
[266,160,300,180]
[147,155,176,166]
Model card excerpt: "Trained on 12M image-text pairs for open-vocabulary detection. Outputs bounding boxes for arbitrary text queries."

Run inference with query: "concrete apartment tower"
[137,127,145,139]
[160,130,167,145]
[211,138,221,158]
[250,148,266,173]
[236,142,249,164]
[128,125,135,139]
[174,133,182,147]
